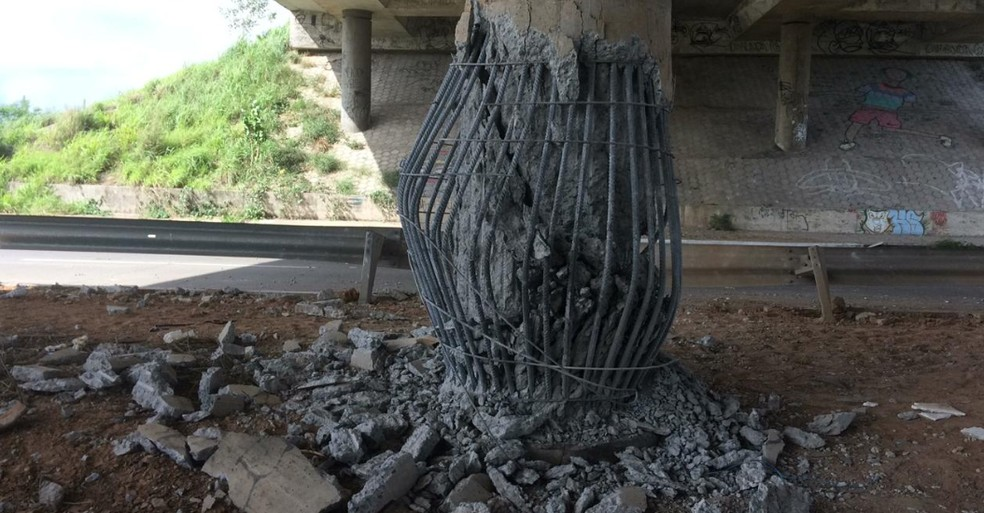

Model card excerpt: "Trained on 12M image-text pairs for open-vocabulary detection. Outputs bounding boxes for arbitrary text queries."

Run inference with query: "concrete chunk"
[10,365,70,383]
[80,369,122,389]
[748,476,811,513]
[203,433,344,513]
[39,348,89,366]
[348,452,420,513]
[217,321,236,345]
[401,424,441,462]
[207,394,247,417]
[585,486,648,513]
[350,348,386,371]
[806,412,856,436]
[782,427,825,450]
[138,423,192,467]
[328,428,365,464]
[348,328,385,350]
[163,329,196,344]
[38,480,65,508]
[445,473,494,510]
[20,378,86,393]
[187,435,220,462]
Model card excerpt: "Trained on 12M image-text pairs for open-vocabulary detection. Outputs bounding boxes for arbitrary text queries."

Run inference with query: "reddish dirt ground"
[1,286,982,512]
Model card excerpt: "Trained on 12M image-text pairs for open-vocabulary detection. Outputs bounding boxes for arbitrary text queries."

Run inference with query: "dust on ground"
[1,286,982,512]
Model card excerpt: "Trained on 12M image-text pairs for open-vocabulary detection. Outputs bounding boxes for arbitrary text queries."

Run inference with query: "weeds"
[708,213,737,231]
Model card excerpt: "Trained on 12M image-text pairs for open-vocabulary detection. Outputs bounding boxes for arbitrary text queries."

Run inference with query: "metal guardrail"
[0,215,409,268]
[1,216,982,290]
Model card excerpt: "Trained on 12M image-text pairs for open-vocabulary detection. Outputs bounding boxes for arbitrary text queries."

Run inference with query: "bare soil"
[1,286,982,512]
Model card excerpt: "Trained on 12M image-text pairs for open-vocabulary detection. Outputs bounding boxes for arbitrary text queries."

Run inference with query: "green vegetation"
[0,27,344,217]
[708,213,737,231]
[931,239,979,250]
[336,178,357,196]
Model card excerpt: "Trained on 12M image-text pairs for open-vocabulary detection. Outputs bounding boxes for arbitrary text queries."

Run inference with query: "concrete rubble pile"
[1,286,891,512]
[28,316,833,513]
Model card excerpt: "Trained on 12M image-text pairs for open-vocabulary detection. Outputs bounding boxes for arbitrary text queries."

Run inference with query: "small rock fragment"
[762,429,785,465]
[106,305,130,315]
[488,468,529,512]
[38,480,65,508]
[806,412,857,436]
[0,401,27,431]
[138,423,192,467]
[897,411,919,421]
[783,427,825,449]
[961,427,984,441]
[163,329,196,344]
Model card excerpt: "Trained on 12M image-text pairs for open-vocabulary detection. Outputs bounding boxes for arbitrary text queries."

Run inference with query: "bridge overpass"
[274,0,984,148]
[273,0,984,237]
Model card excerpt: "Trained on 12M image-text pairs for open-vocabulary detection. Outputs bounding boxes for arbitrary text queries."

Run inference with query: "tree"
[221,0,278,39]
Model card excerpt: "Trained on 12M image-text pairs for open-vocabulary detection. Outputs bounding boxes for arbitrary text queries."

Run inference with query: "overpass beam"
[342,9,373,132]
[775,21,812,152]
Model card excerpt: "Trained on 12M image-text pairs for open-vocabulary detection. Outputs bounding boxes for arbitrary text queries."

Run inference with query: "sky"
[0,0,289,111]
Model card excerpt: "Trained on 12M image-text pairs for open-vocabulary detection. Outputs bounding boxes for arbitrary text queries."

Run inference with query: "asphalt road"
[0,249,418,295]
[1,249,981,313]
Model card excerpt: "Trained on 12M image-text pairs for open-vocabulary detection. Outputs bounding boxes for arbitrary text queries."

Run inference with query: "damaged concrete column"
[775,21,813,152]
[342,9,372,132]
[399,0,682,410]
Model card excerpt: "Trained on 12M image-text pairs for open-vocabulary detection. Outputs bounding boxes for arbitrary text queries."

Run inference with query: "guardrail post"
[359,231,385,304]
[808,245,835,323]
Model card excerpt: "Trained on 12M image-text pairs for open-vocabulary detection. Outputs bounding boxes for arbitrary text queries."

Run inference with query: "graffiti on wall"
[903,155,984,210]
[797,159,892,197]
[671,20,984,58]
[858,209,948,236]
[838,68,953,151]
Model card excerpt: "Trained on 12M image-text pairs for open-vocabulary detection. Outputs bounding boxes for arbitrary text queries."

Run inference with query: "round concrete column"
[342,9,372,132]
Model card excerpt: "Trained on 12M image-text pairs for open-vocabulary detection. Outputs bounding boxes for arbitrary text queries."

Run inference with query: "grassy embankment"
[0,27,393,220]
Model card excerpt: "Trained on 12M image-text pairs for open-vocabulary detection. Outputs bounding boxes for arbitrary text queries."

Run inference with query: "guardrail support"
[359,231,385,304]
[808,245,835,323]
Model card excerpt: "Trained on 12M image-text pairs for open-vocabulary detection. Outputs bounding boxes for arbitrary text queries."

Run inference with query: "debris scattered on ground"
[4,285,983,512]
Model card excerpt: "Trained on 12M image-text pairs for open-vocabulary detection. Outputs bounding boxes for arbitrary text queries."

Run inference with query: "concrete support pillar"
[342,9,372,132]
[775,21,813,152]
[654,0,673,103]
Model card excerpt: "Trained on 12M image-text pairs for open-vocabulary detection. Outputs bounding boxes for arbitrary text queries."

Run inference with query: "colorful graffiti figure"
[840,68,953,151]
[860,209,933,236]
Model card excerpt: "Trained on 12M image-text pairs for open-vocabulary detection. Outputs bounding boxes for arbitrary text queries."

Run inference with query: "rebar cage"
[398,27,682,408]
